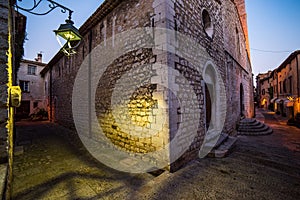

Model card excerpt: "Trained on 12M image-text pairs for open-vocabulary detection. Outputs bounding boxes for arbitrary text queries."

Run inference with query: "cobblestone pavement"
[12,110,300,200]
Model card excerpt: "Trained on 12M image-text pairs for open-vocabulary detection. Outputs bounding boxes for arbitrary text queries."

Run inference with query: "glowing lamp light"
[54,19,82,56]
[16,0,81,57]
[287,94,296,102]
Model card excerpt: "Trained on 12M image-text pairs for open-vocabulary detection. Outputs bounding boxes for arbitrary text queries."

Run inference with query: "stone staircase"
[237,118,273,135]
[206,118,273,158]
[207,133,237,158]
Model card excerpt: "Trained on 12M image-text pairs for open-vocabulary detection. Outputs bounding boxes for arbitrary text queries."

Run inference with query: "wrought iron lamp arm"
[15,0,73,20]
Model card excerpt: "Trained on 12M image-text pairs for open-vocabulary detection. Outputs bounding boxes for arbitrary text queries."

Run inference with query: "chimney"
[35,53,42,62]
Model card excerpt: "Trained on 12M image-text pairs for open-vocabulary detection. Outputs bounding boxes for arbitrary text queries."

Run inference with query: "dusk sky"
[18,0,300,78]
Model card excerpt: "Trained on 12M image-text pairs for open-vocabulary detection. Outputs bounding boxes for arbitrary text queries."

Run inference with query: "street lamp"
[287,94,296,102]
[54,18,82,56]
[287,94,296,125]
[15,0,82,56]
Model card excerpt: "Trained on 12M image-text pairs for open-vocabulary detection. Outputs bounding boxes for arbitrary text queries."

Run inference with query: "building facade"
[0,0,10,166]
[256,50,300,119]
[16,54,47,119]
[256,71,272,110]
[1,0,27,197]
[42,0,254,172]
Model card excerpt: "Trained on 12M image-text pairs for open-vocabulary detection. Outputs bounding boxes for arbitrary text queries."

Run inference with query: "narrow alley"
[12,110,300,200]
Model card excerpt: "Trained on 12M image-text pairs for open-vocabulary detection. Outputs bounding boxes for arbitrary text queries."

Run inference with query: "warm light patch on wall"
[295,98,300,114]
[128,84,158,128]
[97,84,168,155]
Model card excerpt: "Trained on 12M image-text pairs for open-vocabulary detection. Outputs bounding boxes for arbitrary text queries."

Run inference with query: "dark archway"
[205,83,212,130]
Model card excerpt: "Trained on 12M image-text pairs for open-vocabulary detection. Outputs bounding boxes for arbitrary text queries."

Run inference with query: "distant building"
[256,71,272,110]
[16,54,47,119]
[256,50,300,119]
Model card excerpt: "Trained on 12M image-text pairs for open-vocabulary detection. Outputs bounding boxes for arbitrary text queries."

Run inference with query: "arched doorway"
[205,83,212,130]
[200,61,227,158]
[203,63,217,131]
[240,83,244,117]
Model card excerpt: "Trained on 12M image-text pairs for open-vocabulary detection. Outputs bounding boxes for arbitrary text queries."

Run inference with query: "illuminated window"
[28,65,36,75]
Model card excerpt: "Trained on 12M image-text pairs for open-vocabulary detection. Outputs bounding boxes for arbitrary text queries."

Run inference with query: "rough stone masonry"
[0,0,9,164]
[44,0,254,172]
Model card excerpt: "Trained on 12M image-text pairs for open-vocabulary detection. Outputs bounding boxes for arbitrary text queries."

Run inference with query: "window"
[28,65,36,75]
[45,81,47,93]
[236,27,240,55]
[19,80,30,92]
[262,89,265,95]
[279,81,282,94]
[202,9,213,38]
[289,76,292,93]
[283,79,287,93]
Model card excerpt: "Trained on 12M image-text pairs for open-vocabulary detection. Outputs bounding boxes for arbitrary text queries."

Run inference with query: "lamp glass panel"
[57,30,81,41]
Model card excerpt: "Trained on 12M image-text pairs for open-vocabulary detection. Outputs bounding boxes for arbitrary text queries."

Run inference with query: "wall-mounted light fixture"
[15,0,82,56]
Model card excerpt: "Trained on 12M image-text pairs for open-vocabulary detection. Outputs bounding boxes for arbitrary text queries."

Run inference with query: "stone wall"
[51,0,156,129]
[47,0,254,172]
[223,0,254,133]
[0,0,9,163]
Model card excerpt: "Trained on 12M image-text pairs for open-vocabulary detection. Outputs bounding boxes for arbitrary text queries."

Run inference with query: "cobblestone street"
[12,110,300,200]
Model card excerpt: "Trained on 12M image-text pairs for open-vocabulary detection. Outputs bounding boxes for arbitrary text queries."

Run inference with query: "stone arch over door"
[203,61,219,132]
[240,83,244,117]
[200,61,227,158]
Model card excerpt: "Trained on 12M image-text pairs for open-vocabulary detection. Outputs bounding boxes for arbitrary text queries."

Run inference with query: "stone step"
[208,136,237,158]
[238,127,273,136]
[239,120,260,127]
[238,124,267,132]
[240,118,256,124]
[238,122,265,130]
[213,133,228,149]
[238,124,270,133]
[237,118,273,136]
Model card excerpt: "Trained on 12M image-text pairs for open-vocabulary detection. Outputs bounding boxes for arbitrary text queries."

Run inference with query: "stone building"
[16,54,47,119]
[256,71,272,110]
[257,50,300,119]
[43,0,254,172]
[1,0,26,198]
[0,0,10,167]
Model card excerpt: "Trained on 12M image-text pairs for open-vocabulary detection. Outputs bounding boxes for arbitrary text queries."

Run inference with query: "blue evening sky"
[19,0,300,78]
[245,0,300,76]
